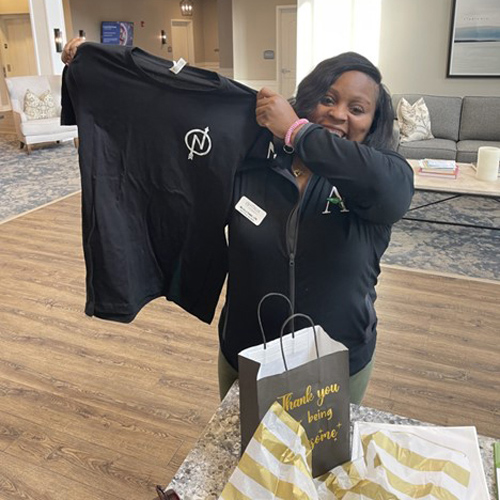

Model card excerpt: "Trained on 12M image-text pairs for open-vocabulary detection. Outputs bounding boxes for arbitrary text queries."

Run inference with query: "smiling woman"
[291,52,394,149]
[59,40,413,408]
[218,52,414,404]
[308,71,378,142]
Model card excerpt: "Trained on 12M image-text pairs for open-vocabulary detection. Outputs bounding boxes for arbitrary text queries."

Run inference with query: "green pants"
[218,350,375,405]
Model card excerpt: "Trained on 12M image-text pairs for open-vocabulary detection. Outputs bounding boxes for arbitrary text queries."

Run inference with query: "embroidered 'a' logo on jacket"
[323,185,349,214]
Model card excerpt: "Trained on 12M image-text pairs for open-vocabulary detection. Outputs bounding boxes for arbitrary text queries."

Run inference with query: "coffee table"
[409,160,500,197]
[406,160,500,230]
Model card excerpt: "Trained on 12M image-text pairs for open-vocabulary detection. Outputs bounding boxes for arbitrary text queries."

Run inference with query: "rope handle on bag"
[257,292,294,349]
[279,313,320,371]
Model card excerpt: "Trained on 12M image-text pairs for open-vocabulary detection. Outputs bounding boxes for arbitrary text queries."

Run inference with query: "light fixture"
[180,0,193,16]
[54,28,63,52]
[161,29,167,45]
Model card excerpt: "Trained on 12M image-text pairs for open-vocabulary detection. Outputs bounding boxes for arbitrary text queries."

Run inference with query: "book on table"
[418,159,459,178]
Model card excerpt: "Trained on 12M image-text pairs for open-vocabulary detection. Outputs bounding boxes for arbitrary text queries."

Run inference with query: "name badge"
[235,196,267,226]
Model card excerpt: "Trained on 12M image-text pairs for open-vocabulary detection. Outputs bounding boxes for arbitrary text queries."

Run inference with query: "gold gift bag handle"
[279,313,320,371]
[257,292,294,349]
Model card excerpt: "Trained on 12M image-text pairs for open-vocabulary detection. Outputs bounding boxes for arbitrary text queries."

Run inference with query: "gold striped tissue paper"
[220,402,472,499]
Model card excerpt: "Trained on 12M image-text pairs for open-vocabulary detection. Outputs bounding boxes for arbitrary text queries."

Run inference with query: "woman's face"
[309,70,378,142]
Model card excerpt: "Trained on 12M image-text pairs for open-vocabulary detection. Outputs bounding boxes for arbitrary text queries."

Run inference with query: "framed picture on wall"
[447,0,500,77]
[101,22,134,46]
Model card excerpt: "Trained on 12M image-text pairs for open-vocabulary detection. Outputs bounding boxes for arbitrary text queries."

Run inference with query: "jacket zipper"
[285,176,312,316]
[286,206,299,314]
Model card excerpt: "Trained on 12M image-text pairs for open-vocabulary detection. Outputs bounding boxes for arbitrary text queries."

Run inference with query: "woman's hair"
[293,52,395,150]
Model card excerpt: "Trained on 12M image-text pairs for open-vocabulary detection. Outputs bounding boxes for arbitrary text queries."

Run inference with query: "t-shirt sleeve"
[244,128,274,161]
[60,65,76,125]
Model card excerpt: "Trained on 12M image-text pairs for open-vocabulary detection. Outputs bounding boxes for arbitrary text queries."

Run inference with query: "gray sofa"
[391,94,500,163]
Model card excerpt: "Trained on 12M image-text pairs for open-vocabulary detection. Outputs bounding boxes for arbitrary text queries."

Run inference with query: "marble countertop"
[165,381,496,499]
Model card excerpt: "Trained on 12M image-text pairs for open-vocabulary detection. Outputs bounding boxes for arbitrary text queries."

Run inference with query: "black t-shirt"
[62,43,271,323]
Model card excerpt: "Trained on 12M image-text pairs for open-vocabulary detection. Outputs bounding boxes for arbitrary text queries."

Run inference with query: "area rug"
[0,134,80,222]
[1,132,498,281]
[383,191,499,281]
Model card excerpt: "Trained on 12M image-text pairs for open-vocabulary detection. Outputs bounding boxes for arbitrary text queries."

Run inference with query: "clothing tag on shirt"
[235,196,267,226]
[170,58,187,74]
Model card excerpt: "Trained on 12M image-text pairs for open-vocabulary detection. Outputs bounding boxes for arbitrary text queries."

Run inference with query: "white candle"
[476,146,500,181]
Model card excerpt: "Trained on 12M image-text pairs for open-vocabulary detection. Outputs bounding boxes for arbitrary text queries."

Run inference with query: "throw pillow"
[397,97,434,143]
[24,89,58,120]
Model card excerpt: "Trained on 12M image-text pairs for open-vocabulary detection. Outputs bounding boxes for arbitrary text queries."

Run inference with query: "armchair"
[5,75,78,153]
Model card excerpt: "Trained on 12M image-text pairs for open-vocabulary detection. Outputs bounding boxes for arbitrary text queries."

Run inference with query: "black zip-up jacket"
[219,124,414,376]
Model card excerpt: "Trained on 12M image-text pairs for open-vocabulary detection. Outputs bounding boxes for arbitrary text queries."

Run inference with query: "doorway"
[0,14,37,108]
[171,19,195,64]
[276,6,297,99]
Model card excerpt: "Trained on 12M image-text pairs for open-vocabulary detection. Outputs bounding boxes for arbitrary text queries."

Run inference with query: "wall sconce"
[54,28,63,52]
[161,29,167,45]
[180,0,193,16]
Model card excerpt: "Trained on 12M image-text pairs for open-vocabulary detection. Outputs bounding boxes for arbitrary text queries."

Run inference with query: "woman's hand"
[61,37,86,64]
[256,87,299,139]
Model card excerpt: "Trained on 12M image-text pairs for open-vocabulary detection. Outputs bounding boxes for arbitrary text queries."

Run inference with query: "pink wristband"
[284,119,309,147]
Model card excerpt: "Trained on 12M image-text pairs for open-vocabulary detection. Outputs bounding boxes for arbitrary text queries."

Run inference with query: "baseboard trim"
[381,263,499,285]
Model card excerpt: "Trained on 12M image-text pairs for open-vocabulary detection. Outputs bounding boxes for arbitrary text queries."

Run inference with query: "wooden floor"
[0,193,498,499]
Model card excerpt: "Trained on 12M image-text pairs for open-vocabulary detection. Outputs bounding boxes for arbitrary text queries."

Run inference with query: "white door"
[171,20,195,64]
[0,15,37,76]
[0,15,37,108]
[277,6,297,99]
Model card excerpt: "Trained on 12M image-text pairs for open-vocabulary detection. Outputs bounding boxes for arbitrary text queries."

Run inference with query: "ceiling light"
[180,0,193,16]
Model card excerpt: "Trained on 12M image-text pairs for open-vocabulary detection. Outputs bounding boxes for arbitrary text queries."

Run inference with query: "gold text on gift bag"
[277,382,343,450]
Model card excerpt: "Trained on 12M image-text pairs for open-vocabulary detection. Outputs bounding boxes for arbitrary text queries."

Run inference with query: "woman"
[218,52,413,403]
[62,43,413,404]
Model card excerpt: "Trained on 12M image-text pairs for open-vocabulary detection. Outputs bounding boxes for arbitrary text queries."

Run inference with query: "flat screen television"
[101,22,134,46]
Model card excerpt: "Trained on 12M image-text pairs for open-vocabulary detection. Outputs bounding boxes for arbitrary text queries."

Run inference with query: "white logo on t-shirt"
[185,126,212,160]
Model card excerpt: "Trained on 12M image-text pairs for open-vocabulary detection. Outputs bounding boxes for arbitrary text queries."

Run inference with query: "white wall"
[297,0,382,84]
[69,0,172,58]
[217,0,233,73]
[69,0,217,63]
[200,0,218,64]
[61,0,500,96]
[379,0,500,97]
[29,0,65,75]
[232,0,297,81]
[0,0,29,14]
[62,0,73,40]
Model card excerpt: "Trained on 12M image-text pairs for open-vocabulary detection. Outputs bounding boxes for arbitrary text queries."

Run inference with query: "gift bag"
[238,293,350,477]
[221,404,473,500]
